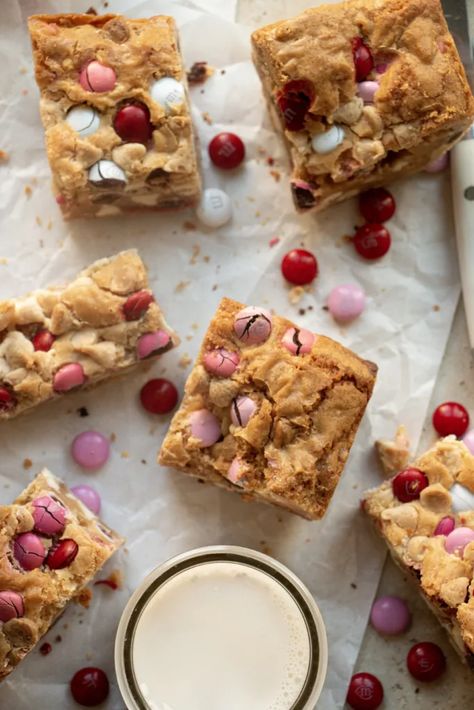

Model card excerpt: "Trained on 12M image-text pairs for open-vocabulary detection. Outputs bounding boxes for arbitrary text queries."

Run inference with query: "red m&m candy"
[392,468,428,502]
[208,132,245,169]
[359,188,395,223]
[70,667,110,706]
[352,38,374,82]
[433,401,469,437]
[353,224,391,259]
[281,249,318,285]
[347,672,383,709]
[406,642,446,682]
[113,102,153,144]
[140,378,178,414]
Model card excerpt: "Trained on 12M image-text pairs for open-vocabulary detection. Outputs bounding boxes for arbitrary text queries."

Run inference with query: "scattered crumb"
[110,432,116,442]
[299,308,306,316]
[322,305,329,311]
[212,284,218,291]
[179,354,192,369]
[183,220,197,231]
[77,406,89,417]
[415,688,420,694]
[86,6,97,13]
[192,323,199,330]
[75,588,92,608]
[103,0,109,5]
[202,111,213,125]
[266,156,275,166]
[175,280,190,293]
[190,244,200,264]
[288,286,305,305]
[342,234,353,244]
[141,459,147,465]
[220,69,226,75]
[433,304,440,312]
[203,255,210,263]
[55,635,62,643]
[308,305,313,311]
[35,216,42,227]
[39,239,44,248]
[23,458,32,470]
[269,237,280,248]
[260,542,272,556]
[47,220,53,230]
[39,642,52,656]
[255,210,261,218]
[24,186,32,199]
[186,335,193,341]
[350,583,357,589]
[94,569,123,590]
[0,150,9,164]
[187,61,213,85]
[0,257,8,265]
[19,67,27,75]
[121,451,129,459]
[270,169,281,182]
[21,89,28,96]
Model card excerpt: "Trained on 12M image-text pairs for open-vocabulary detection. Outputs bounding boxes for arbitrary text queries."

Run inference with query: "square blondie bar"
[0,470,122,680]
[159,297,377,520]
[363,436,474,666]
[252,0,474,212]
[28,13,201,218]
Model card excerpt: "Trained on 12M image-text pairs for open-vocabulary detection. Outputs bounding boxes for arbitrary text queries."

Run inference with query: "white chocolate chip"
[15,297,44,325]
[381,503,418,530]
[406,535,432,562]
[450,482,474,513]
[311,125,345,154]
[66,105,101,137]
[150,77,185,114]
[420,483,452,514]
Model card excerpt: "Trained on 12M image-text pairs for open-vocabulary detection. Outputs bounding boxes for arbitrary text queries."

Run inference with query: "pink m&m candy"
[370,595,411,635]
[357,81,379,103]
[281,327,315,355]
[13,532,46,571]
[445,527,474,555]
[71,430,110,471]
[434,516,455,536]
[462,429,474,454]
[203,349,240,377]
[226,457,246,487]
[234,306,272,345]
[79,61,116,92]
[32,496,66,536]
[71,484,101,515]
[327,284,366,323]
[0,591,24,622]
[189,409,221,447]
[137,330,171,360]
[424,152,449,173]
[53,363,85,392]
[230,396,257,427]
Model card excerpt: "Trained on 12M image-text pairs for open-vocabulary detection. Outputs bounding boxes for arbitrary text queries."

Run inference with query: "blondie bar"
[363,436,474,666]
[0,250,178,419]
[252,0,474,212]
[159,297,377,520]
[28,13,201,218]
[0,470,122,680]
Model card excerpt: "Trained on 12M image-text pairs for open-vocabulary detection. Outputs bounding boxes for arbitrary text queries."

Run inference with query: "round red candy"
[392,468,428,502]
[276,80,315,131]
[32,329,55,352]
[359,188,396,223]
[140,378,178,415]
[406,642,446,682]
[46,539,78,570]
[0,386,14,412]
[70,667,110,707]
[433,401,469,437]
[208,132,245,170]
[353,224,391,260]
[122,290,154,321]
[113,102,153,144]
[281,248,318,285]
[352,37,374,82]
[346,672,384,710]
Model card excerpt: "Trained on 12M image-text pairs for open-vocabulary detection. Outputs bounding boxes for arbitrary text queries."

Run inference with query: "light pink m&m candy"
[71,430,110,471]
[327,284,366,323]
[234,307,272,345]
[424,152,449,173]
[189,409,221,447]
[71,485,101,515]
[281,327,315,355]
[445,527,474,555]
[13,532,46,570]
[462,429,474,455]
[53,363,85,392]
[203,349,240,377]
[226,457,246,487]
[0,591,24,622]
[137,330,171,360]
[79,61,116,92]
[230,396,257,427]
[32,496,66,536]
[357,81,379,103]
[370,595,411,635]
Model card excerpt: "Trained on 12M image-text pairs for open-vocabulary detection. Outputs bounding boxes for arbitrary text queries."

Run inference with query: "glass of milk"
[115,546,328,710]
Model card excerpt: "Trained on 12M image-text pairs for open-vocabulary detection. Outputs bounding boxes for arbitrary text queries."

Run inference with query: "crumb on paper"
[24,185,32,199]
[375,425,411,477]
[39,239,44,248]
[21,89,28,96]
[0,150,9,164]
[47,220,52,230]
[183,221,196,231]
[350,583,357,589]
[77,406,89,417]
[269,237,280,248]
[433,304,440,312]
[121,451,129,459]
[23,458,32,470]
[39,642,52,656]
[179,354,192,369]
[141,459,147,465]
[270,169,281,182]
[110,432,116,442]
[35,216,42,227]
[192,323,199,330]
[175,280,190,293]
[94,569,123,590]
[212,284,218,291]
[220,69,226,75]
[19,67,27,75]
[86,5,97,13]
[187,61,214,85]
[203,255,210,263]
[0,258,8,265]
[74,588,92,608]
[186,335,193,341]
[247,196,255,203]
[202,111,213,125]
[190,244,200,264]
[288,286,305,305]
[266,156,275,166]
[55,635,62,643]
[255,210,261,218]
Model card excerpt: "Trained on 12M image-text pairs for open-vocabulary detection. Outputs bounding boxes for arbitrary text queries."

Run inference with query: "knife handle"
[450,137,474,348]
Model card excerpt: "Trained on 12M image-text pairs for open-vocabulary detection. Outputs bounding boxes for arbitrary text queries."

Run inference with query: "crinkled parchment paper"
[0,0,460,707]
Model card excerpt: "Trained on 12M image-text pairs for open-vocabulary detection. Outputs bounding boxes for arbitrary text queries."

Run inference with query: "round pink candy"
[445,527,474,555]
[281,327,315,355]
[71,484,101,515]
[357,80,379,103]
[32,496,66,536]
[71,430,110,471]
[226,457,246,487]
[462,429,474,455]
[79,61,116,92]
[434,516,456,536]
[189,409,221,447]
[203,349,240,377]
[370,595,411,636]
[230,396,257,427]
[13,532,46,571]
[234,306,272,345]
[0,591,24,622]
[424,152,449,173]
[327,284,366,323]
[53,363,85,392]
[375,63,389,74]
[137,330,171,360]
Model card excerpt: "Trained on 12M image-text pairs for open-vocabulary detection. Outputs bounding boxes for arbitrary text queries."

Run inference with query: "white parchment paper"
[0,0,460,707]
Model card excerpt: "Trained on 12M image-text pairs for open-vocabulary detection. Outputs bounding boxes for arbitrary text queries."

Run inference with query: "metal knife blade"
[441,0,473,91]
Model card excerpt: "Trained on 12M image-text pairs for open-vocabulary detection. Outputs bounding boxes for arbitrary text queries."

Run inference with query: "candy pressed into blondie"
[251,0,474,212]
[363,436,474,667]
[0,470,123,680]
[0,250,178,419]
[28,13,201,218]
[159,297,377,520]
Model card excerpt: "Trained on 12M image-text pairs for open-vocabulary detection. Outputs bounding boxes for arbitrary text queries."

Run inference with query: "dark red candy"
[276,79,315,131]
[433,401,469,437]
[46,539,79,570]
[113,102,153,144]
[70,667,110,707]
[346,672,384,710]
[208,132,245,170]
[406,642,446,682]
[140,378,178,415]
[0,386,15,412]
[281,248,318,285]
[392,468,429,503]
[32,329,55,352]
[352,37,374,81]
[122,290,154,321]
[359,188,395,223]
[353,224,391,259]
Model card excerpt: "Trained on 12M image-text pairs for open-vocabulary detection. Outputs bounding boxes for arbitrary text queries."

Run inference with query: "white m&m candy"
[450,483,474,513]
[88,160,127,187]
[150,77,185,114]
[196,188,232,228]
[66,105,101,137]
[311,125,345,154]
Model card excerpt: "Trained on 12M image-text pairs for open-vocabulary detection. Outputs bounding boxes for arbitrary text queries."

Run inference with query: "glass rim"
[115,545,328,710]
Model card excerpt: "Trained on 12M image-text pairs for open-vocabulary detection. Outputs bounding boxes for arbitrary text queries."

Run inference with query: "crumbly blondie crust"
[0,250,178,419]
[0,470,123,680]
[251,0,474,212]
[28,13,201,218]
[363,437,474,666]
[159,297,377,520]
